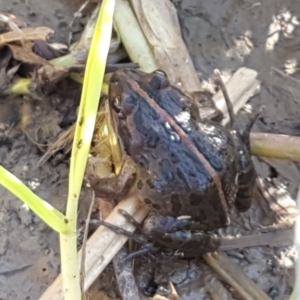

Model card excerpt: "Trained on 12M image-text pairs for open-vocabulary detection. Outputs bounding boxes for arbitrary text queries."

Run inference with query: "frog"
[89,68,257,259]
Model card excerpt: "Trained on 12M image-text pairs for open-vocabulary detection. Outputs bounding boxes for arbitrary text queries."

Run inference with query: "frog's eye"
[154,69,167,77]
[150,70,170,90]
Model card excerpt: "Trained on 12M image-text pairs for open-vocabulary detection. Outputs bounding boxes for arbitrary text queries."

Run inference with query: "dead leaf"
[6,64,21,81]
[7,44,50,66]
[0,27,53,47]
[130,0,201,92]
[33,40,57,60]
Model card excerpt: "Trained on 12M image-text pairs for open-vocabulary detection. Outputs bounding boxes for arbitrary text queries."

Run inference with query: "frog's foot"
[119,210,221,257]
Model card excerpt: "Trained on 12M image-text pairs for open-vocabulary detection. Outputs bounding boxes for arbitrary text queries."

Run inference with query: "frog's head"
[108,68,171,157]
[109,68,169,103]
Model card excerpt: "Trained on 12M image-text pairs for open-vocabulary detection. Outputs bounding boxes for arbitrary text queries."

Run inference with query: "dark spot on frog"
[137,180,143,190]
[146,179,155,189]
[146,131,159,148]
[144,198,152,205]
[169,151,180,164]
[189,193,199,206]
[152,203,161,210]
[172,203,182,214]
[171,194,182,214]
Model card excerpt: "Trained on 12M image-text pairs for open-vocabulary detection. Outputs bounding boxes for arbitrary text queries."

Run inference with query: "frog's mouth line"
[125,75,229,214]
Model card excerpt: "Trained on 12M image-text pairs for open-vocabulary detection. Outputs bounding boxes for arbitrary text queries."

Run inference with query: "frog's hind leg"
[89,219,147,244]
[88,159,137,201]
[90,218,160,261]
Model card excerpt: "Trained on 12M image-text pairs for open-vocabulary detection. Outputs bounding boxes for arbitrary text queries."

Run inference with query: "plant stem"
[0,166,71,234]
[59,0,115,299]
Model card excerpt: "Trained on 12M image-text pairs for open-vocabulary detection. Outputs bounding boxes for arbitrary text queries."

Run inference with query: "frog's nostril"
[111,76,119,85]
[115,96,120,105]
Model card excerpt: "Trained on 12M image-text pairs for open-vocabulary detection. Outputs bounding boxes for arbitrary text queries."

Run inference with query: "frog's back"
[130,90,238,230]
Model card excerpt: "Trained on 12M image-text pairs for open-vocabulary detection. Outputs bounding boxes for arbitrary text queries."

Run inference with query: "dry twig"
[204,251,270,300]
[250,133,300,161]
[98,195,140,300]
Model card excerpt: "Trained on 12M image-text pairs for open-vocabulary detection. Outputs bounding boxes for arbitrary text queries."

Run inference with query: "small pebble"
[55,10,64,19]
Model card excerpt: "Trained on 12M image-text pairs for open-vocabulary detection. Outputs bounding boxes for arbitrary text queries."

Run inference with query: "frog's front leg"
[89,159,137,201]
[121,211,220,256]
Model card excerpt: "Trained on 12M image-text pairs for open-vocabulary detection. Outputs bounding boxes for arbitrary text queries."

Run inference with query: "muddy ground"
[0,0,299,299]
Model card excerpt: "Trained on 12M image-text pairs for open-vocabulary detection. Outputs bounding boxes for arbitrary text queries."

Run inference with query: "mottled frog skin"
[90,68,256,256]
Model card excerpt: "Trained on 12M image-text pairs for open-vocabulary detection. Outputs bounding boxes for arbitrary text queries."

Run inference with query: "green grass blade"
[59,1,115,299]
[66,0,115,228]
[0,166,71,233]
